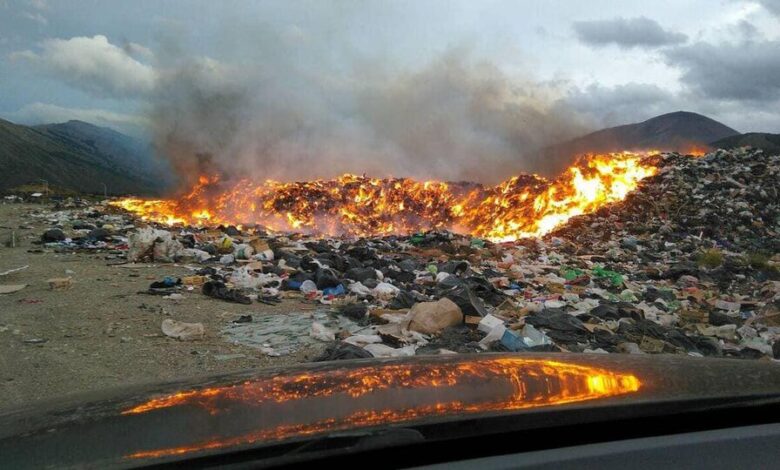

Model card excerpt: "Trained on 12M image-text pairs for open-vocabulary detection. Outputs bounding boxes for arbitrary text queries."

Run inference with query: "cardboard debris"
[47,277,72,290]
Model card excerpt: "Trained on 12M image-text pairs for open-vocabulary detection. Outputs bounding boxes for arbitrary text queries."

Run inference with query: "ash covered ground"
[0,148,778,406]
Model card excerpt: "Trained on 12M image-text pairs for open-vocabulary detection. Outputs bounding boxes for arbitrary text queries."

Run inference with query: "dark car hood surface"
[2,353,780,468]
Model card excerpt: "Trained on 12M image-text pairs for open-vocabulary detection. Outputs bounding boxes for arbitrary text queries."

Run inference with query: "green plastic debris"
[619,289,638,302]
[470,238,485,248]
[410,233,425,245]
[593,266,624,287]
[663,298,681,312]
[561,267,584,281]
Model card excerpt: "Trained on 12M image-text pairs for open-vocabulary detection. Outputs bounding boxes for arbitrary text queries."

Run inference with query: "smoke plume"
[150,23,591,190]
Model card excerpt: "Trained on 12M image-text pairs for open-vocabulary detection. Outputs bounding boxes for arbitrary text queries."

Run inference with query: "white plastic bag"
[372,282,400,300]
[309,322,335,342]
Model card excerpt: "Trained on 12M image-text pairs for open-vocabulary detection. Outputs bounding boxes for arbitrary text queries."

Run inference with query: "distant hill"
[35,120,168,178]
[0,118,170,195]
[711,132,780,155]
[535,111,740,175]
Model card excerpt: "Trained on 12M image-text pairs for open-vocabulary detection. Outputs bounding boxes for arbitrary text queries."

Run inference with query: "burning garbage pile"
[26,148,780,360]
[112,152,658,240]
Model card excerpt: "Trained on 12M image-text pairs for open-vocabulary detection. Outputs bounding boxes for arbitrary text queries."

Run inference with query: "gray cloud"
[756,0,780,15]
[11,35,156,98]
[560,82,678,127]
[122,41,153,61]
[20,11,46,25]
[5,101,148,136]
[734,20,759,39]
[573,16,687,49]
[664,39,780,101]
[28,0,47,10]
[557,79,780,133]
[13,0,48,26]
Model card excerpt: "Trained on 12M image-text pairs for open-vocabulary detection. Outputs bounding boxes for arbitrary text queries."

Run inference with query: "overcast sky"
[1,0,779,140]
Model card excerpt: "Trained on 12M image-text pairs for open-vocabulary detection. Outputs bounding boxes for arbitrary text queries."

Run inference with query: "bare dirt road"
[0,203,325,409]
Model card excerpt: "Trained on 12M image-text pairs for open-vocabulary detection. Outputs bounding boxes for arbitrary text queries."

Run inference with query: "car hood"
[2,353,780,468]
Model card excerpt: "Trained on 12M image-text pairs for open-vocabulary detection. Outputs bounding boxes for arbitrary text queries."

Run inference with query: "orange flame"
[123,358,640,459]
[112,152,659,240]
[679,144,709,157]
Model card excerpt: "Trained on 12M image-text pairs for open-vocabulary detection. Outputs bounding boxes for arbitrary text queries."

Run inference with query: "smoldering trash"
[14,148,780,360]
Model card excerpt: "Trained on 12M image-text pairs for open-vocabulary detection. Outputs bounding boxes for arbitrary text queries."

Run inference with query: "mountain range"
[536,111,741,175]
[0,118,169,195]
[710,132,780,155]
[0,111,778,194]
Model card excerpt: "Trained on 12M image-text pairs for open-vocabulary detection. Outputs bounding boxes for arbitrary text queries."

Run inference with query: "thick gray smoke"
[150,25,591,190]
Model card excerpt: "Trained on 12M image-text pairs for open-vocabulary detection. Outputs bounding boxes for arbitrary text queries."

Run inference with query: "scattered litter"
[315,343,373,361]
[310,322,336,342]
[404,298,463,334]
[363,343,416,357]
[23,338,47,344]
[182,275,207,287]
[0,285,26,294]
[224,310,359,356]
[0,265,28,277]
[202,281,251,305]
[213,353,247,361]
[14,148,780,360]
[478,314,504,334]
[161,319,205,341]
[47,277,72,290]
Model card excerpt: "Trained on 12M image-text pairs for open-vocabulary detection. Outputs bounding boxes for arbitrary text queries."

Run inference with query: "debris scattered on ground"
[0,285,27,294]
[16,148,780,361]
[404,298,463,334]
[222,311,360,356]
[161,319,205,341]
[22,338,48,345]
[47,277,73,290]
[202,281,252,304]
[0,265,30,295]
[0,265,29,277]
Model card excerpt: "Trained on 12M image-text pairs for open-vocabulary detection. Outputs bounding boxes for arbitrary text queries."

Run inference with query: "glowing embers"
[123,357,641,459]
[111,152,659,240]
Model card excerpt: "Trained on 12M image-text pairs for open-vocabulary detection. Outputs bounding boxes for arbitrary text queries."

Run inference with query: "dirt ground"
[0,202,326,409]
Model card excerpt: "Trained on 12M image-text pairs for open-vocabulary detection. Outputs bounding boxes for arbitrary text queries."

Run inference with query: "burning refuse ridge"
[80,147,777,360]
[113,152,659,240]
[7,147,780,372]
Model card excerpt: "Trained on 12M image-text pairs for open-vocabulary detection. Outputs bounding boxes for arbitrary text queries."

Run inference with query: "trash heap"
[29,148,780,360]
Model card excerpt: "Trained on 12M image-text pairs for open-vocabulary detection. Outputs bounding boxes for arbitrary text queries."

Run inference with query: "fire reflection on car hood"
[8,353,780,469]
[121,357,640,459]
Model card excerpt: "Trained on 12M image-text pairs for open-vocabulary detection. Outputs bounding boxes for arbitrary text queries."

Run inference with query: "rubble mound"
[555,148,779,253]
[23,149,780,361]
